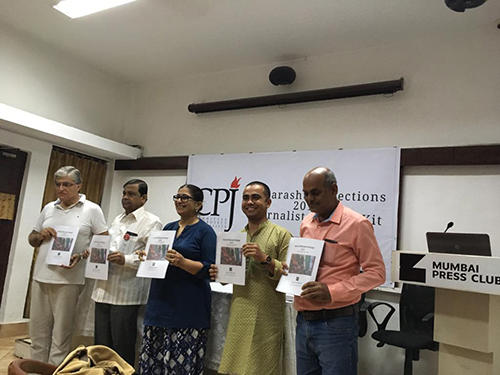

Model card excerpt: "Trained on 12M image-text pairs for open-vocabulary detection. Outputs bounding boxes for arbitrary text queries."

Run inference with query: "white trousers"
[29,281,82,365]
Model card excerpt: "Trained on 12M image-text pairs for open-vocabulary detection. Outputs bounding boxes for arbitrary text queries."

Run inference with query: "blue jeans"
[296,312,358,375]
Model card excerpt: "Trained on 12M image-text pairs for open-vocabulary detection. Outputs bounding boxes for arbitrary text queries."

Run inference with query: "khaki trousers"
[29,281,82,365]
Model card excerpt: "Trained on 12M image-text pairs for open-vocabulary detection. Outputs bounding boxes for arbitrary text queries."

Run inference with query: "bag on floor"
[53,345,135,375]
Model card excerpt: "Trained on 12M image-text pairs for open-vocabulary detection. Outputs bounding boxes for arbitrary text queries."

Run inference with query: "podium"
[392,251,500,375]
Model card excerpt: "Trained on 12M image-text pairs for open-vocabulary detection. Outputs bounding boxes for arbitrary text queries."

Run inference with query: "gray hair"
[54,166,82,184]
[323,168,337,186]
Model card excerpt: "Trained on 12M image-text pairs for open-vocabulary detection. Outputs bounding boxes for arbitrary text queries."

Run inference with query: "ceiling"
[0,0,499,83]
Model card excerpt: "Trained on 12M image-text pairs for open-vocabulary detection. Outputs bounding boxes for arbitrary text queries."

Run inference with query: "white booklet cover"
[215,232,247,286]
[136,230,176,279]
[44,225,79,266]
[85,235,111,280]
[276,237,325,296]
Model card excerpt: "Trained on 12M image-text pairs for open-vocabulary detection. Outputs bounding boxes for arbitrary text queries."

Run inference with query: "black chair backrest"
[399,284,435,334]
[358,292,368,337]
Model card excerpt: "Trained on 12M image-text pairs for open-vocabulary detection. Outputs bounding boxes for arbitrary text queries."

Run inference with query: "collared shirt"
[33,194,108,285]
[294,202,386,311]
[92,206,162,305]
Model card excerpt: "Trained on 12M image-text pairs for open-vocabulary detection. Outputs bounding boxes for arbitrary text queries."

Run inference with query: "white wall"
[125,24,499,156]
[400,165,500,255]
[0,129,51,323]
[0,23,131,142]
[0,23,134,323]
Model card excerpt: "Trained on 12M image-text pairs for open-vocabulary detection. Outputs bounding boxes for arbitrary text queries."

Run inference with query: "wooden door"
[0,146,27,303]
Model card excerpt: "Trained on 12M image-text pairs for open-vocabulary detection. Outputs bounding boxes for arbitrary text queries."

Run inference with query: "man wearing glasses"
[210,181,292,375]
[28,166,108,365]
[91,179,161,366]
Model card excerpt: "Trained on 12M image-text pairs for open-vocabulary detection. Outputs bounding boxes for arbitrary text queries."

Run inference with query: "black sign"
[399,253,426,283]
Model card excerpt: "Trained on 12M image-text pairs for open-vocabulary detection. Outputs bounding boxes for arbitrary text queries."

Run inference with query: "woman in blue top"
[139,184,216,375]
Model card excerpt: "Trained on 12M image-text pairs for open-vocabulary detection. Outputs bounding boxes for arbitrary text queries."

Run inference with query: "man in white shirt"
[28,166,108,365]
[91,179,161,365]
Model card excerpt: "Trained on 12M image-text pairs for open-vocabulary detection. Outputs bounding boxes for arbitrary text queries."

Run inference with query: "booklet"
[215,232,247,285]
[85,235,111,280]
[276,237,325,296]
[136,230,176,279]
[44,225,79,266]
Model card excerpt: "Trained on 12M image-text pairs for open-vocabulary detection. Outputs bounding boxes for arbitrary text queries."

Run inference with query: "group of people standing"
[28,164,385,375]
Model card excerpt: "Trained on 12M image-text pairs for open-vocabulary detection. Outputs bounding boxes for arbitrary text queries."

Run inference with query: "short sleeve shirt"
[33,194,108,285]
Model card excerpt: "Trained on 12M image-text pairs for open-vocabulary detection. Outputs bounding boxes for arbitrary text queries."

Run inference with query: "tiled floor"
[0,336,21,375]
[0,336,225,375]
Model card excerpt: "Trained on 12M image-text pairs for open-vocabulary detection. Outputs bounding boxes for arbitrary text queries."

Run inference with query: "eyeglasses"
[55,182,76,188]
[173,194,194,202]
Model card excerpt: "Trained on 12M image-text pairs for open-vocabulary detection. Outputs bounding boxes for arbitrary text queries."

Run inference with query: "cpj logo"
[200,177,242,232]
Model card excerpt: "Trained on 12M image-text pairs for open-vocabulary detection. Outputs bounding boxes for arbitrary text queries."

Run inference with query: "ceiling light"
[53,0,136,19]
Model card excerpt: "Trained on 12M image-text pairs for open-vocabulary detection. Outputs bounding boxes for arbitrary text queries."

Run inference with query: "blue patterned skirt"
[139,325,208,375]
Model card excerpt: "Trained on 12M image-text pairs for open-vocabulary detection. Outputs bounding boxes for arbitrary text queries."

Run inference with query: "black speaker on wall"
[445,0,487,12]
[269,66,296,85]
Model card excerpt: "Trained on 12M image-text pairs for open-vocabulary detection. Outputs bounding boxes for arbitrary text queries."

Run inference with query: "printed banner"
[187,147,400,286]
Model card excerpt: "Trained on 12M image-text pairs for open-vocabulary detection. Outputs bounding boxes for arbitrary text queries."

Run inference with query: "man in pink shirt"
[295,166,386,375]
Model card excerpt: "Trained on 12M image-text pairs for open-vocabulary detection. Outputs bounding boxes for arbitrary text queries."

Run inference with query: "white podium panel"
[392,251,500,375]
[392,251,500,295]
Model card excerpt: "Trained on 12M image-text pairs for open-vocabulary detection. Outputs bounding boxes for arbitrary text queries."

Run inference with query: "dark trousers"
[94,302,140,366]
[296,313,358,375]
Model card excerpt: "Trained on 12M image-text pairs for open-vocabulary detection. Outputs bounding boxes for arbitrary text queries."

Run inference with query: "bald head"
[304,167,337,187]
[302,167,339,221]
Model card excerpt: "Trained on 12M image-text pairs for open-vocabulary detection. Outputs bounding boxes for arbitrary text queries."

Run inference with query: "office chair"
[358,292,368,337]
[367,284,438,375]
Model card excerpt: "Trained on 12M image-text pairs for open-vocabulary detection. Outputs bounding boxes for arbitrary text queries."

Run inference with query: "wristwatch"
[260,255,272,265]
